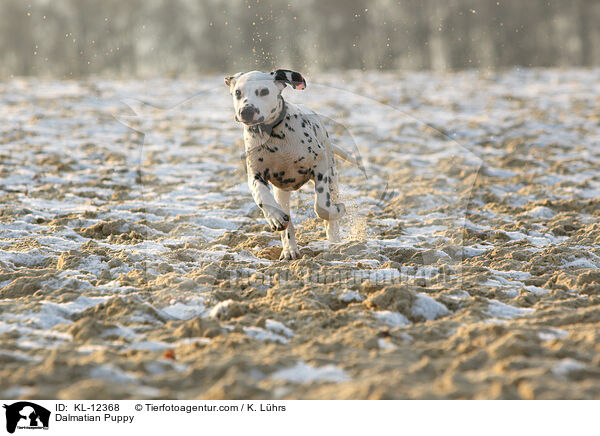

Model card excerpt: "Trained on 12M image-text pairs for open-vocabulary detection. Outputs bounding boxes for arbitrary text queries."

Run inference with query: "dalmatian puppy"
[225,69,360,260]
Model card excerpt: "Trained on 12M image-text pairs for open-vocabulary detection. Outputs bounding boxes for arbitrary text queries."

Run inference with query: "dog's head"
[225,69,306,126]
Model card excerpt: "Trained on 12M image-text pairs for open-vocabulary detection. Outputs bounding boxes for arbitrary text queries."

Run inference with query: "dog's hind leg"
[274,187,301,260]
[313,157,344,242]
[325,162,342,242]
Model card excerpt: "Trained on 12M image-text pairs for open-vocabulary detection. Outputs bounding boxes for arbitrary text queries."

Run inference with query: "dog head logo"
[3,402,50,434]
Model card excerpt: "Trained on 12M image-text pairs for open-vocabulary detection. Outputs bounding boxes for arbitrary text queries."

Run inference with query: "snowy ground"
[0,69,599,399]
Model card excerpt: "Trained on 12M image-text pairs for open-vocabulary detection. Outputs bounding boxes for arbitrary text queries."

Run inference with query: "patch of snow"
[484,166,517,178]
[458,246,488,258]
[552,358,585,376]
[0,386,36,399]
[90,364,139,384]
[377,338,397,350]
[411,294,450,320]
[372,311,410,327]
[162,298,206,320]
[356,268,401,283]
[265,319,294,338]
[526,206,555,219]
[337,290,364,303]
[0,350,41,363]
[562,258,598,269]
[270,361,350,383]
[524,285,551,295]
[24,296,109,329]
[127,340,173,351]
[209,299,234,319]
[484,299,534,319]
[538,328,568,341]
[488,269,532,281]
[244,326,289,344]
[446,290,471,300]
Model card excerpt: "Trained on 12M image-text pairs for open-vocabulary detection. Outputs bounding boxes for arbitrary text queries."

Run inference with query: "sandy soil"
[0,69,599,399]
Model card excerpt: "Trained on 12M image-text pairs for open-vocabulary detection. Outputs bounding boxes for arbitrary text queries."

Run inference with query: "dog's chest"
[244,104,330,191]
[246,137,321,191]
[250,138,316,190]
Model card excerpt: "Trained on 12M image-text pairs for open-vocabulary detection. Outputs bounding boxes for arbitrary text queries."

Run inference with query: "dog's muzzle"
[240,105,258,123]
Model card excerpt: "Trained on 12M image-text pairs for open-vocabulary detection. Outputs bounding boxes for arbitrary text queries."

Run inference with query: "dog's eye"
[235,89,242,99]
[260,88,269,96]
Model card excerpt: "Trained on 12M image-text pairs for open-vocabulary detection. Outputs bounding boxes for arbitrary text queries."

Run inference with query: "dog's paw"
[280,245,301,260]
[263,205,289,232]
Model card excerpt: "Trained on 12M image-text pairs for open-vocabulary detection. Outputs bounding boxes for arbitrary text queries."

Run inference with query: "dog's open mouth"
[241,116,265,126]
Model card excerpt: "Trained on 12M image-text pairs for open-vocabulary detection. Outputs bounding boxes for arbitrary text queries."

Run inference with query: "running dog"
[226,69,360,259]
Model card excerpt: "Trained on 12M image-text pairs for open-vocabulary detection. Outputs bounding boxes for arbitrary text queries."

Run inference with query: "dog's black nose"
[240,106,255,122]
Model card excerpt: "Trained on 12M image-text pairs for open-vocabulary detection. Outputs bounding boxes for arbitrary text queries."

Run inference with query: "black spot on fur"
[317,173,323,181]
[254,172,268,186]
[274,70,287,82]
[317,186,324,193]
[291,72,302,83]
[326,200,331,207]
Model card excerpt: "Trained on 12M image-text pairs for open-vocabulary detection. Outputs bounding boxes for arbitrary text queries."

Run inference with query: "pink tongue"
[295,83,305,90]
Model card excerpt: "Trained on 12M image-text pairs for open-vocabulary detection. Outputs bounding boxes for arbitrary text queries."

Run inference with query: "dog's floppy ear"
[225,72,243,87]
[272,69,306,90]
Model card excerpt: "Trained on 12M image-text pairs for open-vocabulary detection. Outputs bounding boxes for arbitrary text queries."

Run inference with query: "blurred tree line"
[1,0,598,77]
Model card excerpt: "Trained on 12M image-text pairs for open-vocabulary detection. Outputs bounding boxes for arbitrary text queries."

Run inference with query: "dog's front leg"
[248,170,290,232]
[274,188,300,260]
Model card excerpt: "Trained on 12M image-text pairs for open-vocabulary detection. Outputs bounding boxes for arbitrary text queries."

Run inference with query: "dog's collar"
[248,97,286,136]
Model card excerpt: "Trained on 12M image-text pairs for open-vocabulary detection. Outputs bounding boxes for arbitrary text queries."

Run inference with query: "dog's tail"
[331,144,366,175]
